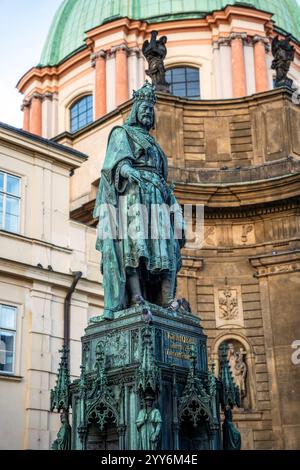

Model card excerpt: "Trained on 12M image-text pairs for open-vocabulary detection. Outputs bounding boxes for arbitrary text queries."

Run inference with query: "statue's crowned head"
[125,81,156,130]
[133,80,156,105]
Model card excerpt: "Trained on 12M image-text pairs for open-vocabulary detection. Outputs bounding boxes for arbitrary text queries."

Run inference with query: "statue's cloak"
[93,123,172,318]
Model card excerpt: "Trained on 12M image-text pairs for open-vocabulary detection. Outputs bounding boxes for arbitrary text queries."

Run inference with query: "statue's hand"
[127,169,145,187]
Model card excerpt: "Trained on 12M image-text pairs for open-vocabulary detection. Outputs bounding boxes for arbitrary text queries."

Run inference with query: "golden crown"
[132,81,156,104]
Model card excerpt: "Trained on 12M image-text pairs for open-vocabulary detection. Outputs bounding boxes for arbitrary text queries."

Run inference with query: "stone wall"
[155,88,300,169]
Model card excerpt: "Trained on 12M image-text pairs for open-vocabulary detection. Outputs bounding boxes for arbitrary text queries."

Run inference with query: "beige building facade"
[0,123,103,449]
[1,0,300,450]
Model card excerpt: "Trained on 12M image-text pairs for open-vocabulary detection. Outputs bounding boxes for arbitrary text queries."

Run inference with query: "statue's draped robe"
[93,124,182,317]
[222,408,241,450]
[51,423,72,450]
[136,408,162,450]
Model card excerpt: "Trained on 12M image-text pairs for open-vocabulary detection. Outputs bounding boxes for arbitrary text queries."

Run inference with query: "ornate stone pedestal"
[68,304,223,450]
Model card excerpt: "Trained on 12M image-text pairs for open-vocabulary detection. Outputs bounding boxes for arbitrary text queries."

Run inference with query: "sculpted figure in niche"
[136,395,162,450]
[226,343,247,399]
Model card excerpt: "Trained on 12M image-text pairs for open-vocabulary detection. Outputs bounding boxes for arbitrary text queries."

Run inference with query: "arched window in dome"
[166,66,200,99]
[70,95,93,133]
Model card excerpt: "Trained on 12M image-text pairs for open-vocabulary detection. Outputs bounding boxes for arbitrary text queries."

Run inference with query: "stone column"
[266,52,274,89]
[113,45,129,106]
[30,93,43,136]
[128,47,140,95]
[244,41,256,96]
[22,100,31,132]
[51,93,59,137]
[212,42,222,99]
[230,33,247,98]
[106,50,116,112]
[218,38,232,99]
[137,50,145,89]
[253,36,270,93]
[42,93,53,139]
[92,50,107,119]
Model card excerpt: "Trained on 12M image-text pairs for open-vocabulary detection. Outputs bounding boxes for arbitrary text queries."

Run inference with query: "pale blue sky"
[0,0,300,129]
[0,0,62,127]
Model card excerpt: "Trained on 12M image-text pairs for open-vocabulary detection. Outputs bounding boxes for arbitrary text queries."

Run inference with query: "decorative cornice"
[180,255,204,276]
[204,198,300,219]
[250,250,300,277]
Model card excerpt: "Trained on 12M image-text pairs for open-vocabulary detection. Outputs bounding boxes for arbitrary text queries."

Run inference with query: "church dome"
[40,0,300,66]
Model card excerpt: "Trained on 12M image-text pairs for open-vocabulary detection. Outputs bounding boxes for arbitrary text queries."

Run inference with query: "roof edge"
[0,121,88,162]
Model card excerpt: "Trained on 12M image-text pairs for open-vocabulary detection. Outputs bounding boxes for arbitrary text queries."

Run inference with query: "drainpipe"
[64,271,83,365]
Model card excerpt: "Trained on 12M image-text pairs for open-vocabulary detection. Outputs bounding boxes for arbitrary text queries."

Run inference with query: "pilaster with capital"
[112,44,130,105]
[215,37,233,98]
[128,47,142,93]
[230,33,247,97]
[252,35,270,93]
[30,92,43,136]
[21,99,31,132]
[91,50,107,118]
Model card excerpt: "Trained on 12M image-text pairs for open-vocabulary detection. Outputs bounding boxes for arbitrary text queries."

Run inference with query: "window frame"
[0,171,21,234]
[166,66,201,100]
[0,303,17,376]
[70,95,94,133]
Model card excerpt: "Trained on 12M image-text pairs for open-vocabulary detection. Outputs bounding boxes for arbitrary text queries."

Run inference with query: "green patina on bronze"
[40,0,300,66]
[93,81,183,318]
[50,82,241,450]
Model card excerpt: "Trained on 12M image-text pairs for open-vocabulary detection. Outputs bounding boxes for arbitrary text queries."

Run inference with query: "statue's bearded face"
[137,102,154,130]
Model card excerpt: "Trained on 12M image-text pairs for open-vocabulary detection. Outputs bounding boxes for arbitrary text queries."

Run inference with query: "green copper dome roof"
[40,0,300,66]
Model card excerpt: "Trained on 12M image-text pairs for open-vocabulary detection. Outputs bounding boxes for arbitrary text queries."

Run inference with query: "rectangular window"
[0,304,17,374]
[0,171,21,233]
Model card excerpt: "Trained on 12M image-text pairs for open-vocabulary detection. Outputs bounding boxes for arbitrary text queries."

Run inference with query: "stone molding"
[180,255,204,277]
[250,250,300,277]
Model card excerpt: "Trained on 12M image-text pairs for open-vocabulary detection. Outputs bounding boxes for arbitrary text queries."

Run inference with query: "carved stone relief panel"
[232,224,255,246]
[203,225,217,247]
[215,286,244,328]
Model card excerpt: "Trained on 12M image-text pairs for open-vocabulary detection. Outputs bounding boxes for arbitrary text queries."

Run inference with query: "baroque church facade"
[1,0,300,449]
